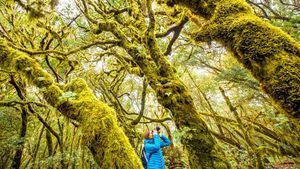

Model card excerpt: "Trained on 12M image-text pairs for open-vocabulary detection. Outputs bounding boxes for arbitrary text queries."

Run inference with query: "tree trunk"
[11,107,27,169]
[169,0,300,118]
[0,39,143,169]
[45,129,53,169]
[9,76,28,169]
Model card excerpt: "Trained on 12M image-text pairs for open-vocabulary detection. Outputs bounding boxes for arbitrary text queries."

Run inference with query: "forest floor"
[272,162,296,169]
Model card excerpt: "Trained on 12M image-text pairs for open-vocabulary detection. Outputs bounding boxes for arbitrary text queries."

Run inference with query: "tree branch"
[9,39,120,58]
[131,79,148,125]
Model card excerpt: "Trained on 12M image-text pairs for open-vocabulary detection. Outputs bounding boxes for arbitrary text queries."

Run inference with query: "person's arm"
[144,133,161,153]
[160,134,171,148]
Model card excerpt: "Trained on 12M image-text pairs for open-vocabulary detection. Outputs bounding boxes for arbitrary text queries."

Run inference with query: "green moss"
[154,76,228,168]
[264,53,300,117]
[59,78,142,168]
[64,78,95,98]
[42,84,63,107]
[171,0,216,19]
[80,102,142,168]
[0,39,16,70]
[14,56,54,88]
[189,0,300,117]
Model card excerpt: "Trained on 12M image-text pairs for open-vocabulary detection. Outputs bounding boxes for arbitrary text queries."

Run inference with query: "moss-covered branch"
[8,39,120,57]
[131,79,148,125]
[14,0,45,18]
[156,14,189,55]
[168,0,300,118]
[0,39,143,169]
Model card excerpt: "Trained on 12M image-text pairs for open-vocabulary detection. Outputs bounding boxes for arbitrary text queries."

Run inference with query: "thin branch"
[156,15,188,38]
[247,0,270,20]
[14,0,45,18]
[155,15,188,55]
[9,39,120,57]
[45,55,62,83]
[209,129,242,148]
[127,112,172,123]
[77,0,98,24]
[0,100,47,107]
[107,7,130,15]
[279,0,300,11]
[260,3,290,20]
[138,117,172,123]
[131,79,148,125]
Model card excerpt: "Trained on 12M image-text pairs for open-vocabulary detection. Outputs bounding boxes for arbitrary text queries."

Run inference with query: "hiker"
[142,127,171,169]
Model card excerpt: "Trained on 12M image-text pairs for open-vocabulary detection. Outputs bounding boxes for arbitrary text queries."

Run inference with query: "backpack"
[140,145,152,169]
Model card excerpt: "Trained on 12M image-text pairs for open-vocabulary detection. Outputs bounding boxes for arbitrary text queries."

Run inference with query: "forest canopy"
[0,0,299,168]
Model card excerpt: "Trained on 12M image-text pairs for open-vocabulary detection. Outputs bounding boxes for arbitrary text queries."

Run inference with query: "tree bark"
[168,0,300,118]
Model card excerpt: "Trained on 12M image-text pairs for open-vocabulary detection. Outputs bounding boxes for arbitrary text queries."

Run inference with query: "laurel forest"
[0,0,299,168]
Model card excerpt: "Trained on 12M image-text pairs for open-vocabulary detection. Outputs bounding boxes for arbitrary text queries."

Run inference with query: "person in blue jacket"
[144,127,171,169]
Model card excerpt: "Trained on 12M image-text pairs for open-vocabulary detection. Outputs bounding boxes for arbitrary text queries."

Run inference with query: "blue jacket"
[144,134,171,169]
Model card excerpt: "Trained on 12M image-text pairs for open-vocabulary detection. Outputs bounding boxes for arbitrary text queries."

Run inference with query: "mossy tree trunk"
[168,0,300,118]
[95,10,228,169]
[0,39,143,169]
[95,77,142,148]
